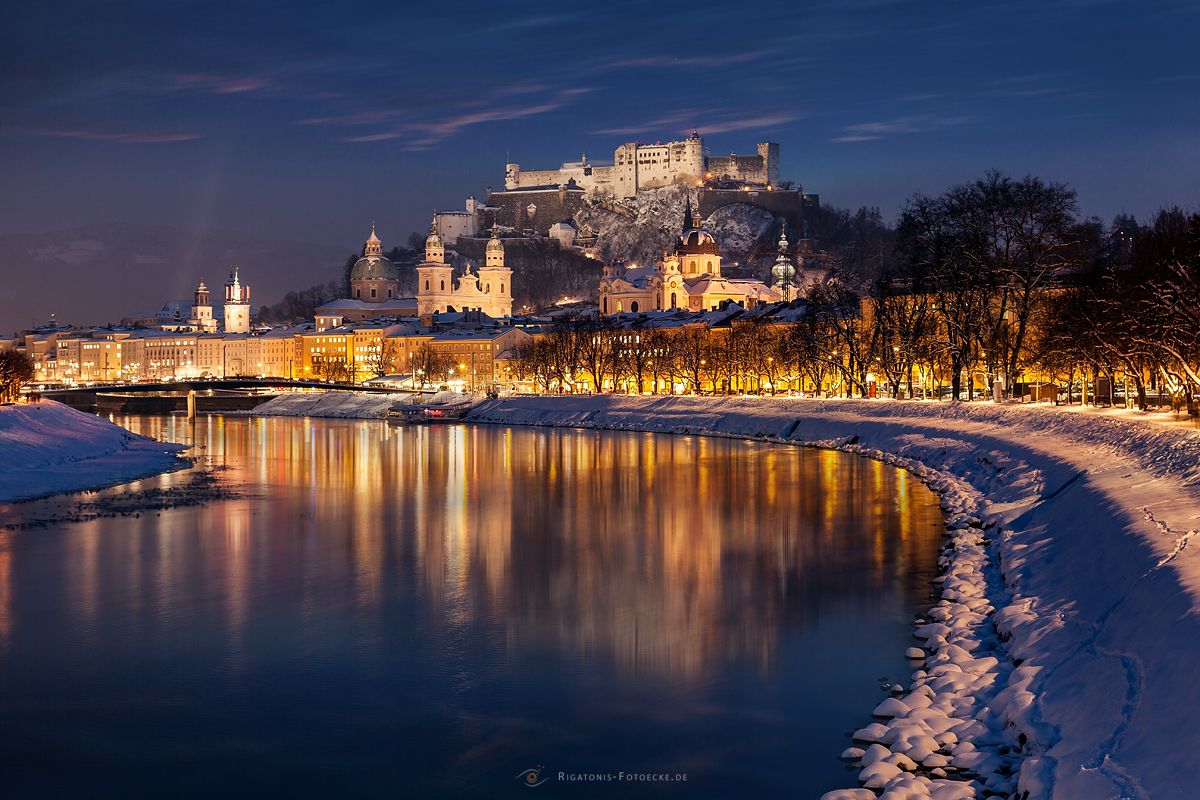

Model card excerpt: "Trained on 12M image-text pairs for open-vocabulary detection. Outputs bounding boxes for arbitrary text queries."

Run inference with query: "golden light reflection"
[0,532,10,651]
[30,416,943,687]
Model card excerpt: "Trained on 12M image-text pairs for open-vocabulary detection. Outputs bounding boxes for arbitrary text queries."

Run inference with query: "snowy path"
[0,401,188,503]
[465,396,1200,800]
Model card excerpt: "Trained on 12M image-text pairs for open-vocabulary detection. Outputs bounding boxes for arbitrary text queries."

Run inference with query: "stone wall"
[698,187,815,235]
[484,186,588,233]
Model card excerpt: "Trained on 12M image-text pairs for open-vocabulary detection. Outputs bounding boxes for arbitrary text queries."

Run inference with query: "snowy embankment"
[465,396,1200,800]
[245,391,486,420]
[244,391,400,419]
[0,401,187,503]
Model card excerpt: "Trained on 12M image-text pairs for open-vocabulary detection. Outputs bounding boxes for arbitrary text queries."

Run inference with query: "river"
[0,415,943,798]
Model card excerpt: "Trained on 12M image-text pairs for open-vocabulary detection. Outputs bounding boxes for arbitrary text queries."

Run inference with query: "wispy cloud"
[171,73,273,95]
[489,12,583,32]
[831,115,970,143]
[1150,72,1200,84]
[339,91,585,150]
[594,109,802,138]
[592,108,709,137]
[17,127,202,143]
[698,113,803,135]
[298,109,407,127]
[595,49,779,72]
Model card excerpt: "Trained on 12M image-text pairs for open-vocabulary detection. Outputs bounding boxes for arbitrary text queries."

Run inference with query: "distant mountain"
[0,222,351,330]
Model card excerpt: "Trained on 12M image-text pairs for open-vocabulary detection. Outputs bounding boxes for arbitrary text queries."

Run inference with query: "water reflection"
[0,416,942,797]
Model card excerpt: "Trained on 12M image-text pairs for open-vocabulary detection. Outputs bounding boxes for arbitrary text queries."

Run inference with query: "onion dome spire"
[364,222,382,256]
[771,221,796,294]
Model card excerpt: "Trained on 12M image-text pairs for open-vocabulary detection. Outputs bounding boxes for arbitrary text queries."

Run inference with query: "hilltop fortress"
[461,131,811,244]
[504,131,779,199]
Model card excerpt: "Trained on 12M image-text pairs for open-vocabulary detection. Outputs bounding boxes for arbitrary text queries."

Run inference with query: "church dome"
[350,254,399,282]
[676,227,720,256]
[426,221,443,249]
[486,235,504,252]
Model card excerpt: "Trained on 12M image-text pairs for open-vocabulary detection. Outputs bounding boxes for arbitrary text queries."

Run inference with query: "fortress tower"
[501,131,776,200]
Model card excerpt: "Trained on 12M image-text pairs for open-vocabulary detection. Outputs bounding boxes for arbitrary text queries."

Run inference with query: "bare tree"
[412,343,454,387]
[362,337,402,379]
[0,350,35,402]
[574,318,619,392]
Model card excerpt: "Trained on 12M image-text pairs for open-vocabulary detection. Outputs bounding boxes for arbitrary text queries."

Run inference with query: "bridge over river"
[38,379,414,413]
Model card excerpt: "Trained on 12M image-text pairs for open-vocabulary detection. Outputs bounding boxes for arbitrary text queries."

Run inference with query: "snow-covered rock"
[852,723,892,743]
[873,697,912,717]
[820,790,875,800]
[860,760,903,788]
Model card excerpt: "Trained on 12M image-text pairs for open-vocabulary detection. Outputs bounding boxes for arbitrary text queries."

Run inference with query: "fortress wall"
[698,188,811,234]
[484,188,587,233]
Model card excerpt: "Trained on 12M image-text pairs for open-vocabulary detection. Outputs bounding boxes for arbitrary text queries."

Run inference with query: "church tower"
[191,279,217,333]
[770,223,796,302]
[416,218,454,317]
[477,225,513,318]
[223,267,251,334]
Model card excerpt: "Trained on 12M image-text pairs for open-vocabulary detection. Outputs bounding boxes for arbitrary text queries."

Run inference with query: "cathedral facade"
[416,220,512,319]
[598,198,785,315]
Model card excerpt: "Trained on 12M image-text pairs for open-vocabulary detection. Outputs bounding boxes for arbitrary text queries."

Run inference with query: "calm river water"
[0,415,943,798]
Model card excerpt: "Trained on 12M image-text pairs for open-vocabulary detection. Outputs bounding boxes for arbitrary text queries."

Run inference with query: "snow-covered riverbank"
[0,401,188,503]
[465,396,1200,800]
[240,391,399,419]
[243,390,486,419]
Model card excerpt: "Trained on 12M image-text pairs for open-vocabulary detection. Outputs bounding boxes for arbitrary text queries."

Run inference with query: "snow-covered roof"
[315,298,417,313]
[431,327,517,342]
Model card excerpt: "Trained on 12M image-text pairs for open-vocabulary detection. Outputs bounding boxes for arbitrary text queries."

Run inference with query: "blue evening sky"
[2,0,1198,245]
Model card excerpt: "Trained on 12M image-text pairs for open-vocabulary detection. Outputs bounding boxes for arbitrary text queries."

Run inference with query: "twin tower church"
[314,221,513,326]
